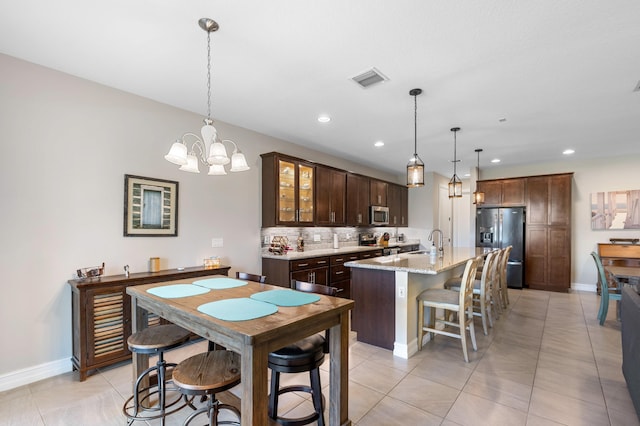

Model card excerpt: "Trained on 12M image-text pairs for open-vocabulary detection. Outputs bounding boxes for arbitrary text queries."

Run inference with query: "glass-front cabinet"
[261,152,315,226]
[278,159,314,224]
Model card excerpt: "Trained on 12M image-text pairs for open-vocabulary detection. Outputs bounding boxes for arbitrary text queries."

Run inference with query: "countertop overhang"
[345,247,484,275]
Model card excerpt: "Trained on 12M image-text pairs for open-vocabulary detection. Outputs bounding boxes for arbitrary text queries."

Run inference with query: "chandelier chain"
[206,30,212,121]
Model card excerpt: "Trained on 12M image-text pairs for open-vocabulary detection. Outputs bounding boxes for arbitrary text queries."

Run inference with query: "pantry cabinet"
[315,165,346,226]
[346,173,370,226]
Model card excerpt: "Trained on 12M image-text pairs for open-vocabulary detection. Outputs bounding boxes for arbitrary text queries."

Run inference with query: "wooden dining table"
[126,278,354,426]
[606,265,640,283]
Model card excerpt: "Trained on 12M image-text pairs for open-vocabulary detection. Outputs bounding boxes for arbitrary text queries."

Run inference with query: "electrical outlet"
[211,238,223,248]
[346,233,351,240]
[263,235,270,245]
[313,234,321,242]
[398,287,406,298]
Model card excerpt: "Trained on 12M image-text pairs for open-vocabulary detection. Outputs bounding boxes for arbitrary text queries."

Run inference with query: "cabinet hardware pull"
[336,271,344,275]
[318,260,327,264]
[298,263,309,267]
[357,213,362,223]
[336,288,344,293]
[335,258,343,262]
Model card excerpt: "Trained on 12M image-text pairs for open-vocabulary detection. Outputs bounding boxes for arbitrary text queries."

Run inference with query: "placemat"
[250,289,320,307]
[193,277,248,290]
[147,284,210,298]
[197,298,278,321]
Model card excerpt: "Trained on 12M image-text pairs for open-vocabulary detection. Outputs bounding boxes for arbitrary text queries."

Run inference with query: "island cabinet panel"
[346,174,370,226]
[68,265,230,381]
[315,166,346,226]
[370,179,388,206]
[350,268,396,350]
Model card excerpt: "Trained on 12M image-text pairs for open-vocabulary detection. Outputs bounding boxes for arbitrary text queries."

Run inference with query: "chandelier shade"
[407,88,424,187]
[164,18,249,175]
[448,127,463,198]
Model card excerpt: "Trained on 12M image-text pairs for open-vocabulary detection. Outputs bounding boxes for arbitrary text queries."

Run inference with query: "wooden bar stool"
[172,350,242,426]
[123,324,194,425]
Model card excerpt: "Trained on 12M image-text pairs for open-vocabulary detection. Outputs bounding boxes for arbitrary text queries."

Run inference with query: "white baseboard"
[0,358,73,392]
[572,282,597,293]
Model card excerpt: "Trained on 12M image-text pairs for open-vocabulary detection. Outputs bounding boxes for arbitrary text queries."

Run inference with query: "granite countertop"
[344,247,484,275]
[261,240,420,260]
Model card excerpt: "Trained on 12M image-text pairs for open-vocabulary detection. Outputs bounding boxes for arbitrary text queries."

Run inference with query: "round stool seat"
[173,351,241,426]
[127,324,192,354]
[173,351,241,394]
[268,334,325,371]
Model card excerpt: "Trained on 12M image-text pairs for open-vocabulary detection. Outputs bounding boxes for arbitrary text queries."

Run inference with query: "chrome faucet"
[428,229,444,255]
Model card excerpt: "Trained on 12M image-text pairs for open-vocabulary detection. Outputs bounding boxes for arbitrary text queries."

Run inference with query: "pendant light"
[407,88,424,187]
[473,148,485,204]
[448,127,463,198]
[164,18,250,175]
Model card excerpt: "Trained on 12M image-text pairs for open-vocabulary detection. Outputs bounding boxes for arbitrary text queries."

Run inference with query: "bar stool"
[268,280,335,426]
[123,324,194,425]
[172,350,242,426]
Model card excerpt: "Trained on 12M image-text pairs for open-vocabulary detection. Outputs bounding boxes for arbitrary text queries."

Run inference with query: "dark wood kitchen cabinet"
[315,165,346,226]
[388,183,408,227]
[261,152,315,227]
[68,265,230,381]
[370,179,388,206]
[477,178,526,207]
[262,256,329,288]
[525,173,572,292]
[346,173,370,226]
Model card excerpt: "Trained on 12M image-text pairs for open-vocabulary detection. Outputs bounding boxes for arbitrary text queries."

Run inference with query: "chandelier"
[164,18,249,175]
[407,88,424,187]
[473,148,485,204]
[448,127,462,198]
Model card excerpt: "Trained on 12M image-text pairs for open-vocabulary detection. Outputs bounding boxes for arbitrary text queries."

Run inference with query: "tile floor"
[1,289,638,425]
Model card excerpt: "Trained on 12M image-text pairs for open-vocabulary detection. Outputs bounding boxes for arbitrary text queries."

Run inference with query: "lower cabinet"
[262,249,383,296]
[68,266,230,381]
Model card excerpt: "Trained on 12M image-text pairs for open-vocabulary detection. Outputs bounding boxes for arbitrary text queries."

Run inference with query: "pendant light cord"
[206,30,212,121]
[413,93,418,155]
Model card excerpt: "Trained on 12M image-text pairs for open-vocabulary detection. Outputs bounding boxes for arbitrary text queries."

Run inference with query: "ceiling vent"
[351,67,389,88]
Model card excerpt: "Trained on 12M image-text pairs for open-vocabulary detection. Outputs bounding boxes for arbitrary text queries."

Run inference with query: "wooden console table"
[598,243,640,294]
[68,265,230,381]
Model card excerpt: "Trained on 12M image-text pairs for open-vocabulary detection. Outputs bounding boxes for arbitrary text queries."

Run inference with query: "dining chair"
[236,271,267,283]
[444,250,499,335]
[591,251,622,325]
[417,256,480,362]
[497,246,512,309]
[268,280,337,426]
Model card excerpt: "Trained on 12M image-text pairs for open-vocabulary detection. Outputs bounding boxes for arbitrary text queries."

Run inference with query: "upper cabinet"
[388,183,408,227]
[477,178,526,206]
[370,179,388,206]
[316,166,346,226]
[346,173,370,226]
[262,152,408,227]
[261,152,315,226]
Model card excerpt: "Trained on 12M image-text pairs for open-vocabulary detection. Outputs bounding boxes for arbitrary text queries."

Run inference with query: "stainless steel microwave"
[370,205,389,226]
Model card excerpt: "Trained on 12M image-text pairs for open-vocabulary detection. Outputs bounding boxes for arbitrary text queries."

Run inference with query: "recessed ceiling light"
[317,115,331,123]
[374,141,384,147]
[464,173,470,177]
[491,158,501,163]
[563,149,575,155]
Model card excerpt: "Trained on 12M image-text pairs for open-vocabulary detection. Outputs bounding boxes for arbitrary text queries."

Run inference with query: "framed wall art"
[124,174,178,236]
[591,189,640,230]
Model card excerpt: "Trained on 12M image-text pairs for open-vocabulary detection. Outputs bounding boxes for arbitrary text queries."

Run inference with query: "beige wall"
[0,53,399,386]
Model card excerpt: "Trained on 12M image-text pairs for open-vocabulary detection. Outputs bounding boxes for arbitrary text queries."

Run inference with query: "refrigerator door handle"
[507,261,522,265]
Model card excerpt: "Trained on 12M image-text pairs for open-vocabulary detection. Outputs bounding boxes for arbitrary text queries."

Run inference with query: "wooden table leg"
[329,311,352,426]
[130,296,149,393]
[240,342,269,426]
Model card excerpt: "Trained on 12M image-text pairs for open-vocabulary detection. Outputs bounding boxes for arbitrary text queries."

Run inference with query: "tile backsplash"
[260,227,414,252]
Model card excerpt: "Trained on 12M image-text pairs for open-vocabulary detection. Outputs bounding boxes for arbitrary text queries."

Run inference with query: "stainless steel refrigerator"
[476,207,525,288]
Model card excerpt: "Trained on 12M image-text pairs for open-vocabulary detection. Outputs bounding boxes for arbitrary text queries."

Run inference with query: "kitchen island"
[345,247,483,359]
